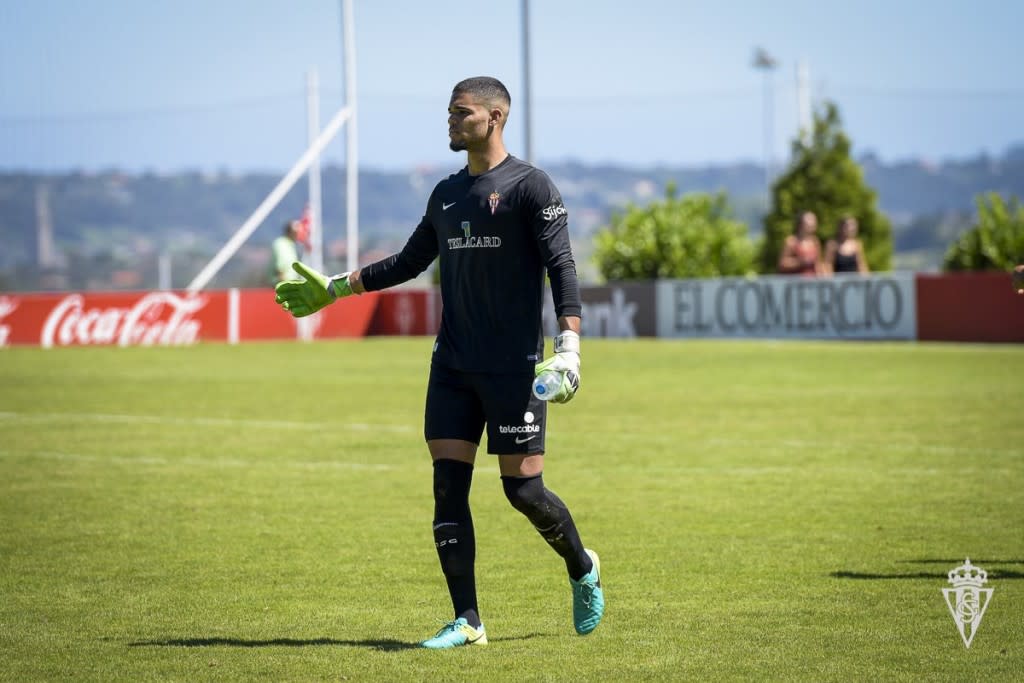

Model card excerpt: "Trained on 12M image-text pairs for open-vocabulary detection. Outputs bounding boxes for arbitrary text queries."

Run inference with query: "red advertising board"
[0,291,229,348]
[916,272,1024,343]
[3,274,1021,347]
[367,289,440,336]
[0,288,381,348]
[236,288,380,340]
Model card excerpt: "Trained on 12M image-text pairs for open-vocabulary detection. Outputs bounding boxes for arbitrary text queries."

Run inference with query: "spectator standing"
[777,211,823,276]
[270,221,302,285]
[824,215,869,275]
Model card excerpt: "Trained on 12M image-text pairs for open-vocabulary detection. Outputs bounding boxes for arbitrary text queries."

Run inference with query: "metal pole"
[752,47,777,210]
[796,60,811,144]
[342,0,358,273]
[35,183,55,268]
[764,69,774,196]
[158,251,171,290]
[521,0,533,164]
[306,68,324,272]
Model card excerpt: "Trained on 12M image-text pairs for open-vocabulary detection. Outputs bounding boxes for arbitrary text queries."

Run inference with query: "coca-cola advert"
[0,288,383,348]
[2,291,228,348]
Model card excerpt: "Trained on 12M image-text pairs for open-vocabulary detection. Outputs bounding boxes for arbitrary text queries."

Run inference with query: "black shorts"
[424,362,548,455]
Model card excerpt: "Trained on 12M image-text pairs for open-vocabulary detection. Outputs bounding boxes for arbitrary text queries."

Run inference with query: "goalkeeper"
[275,76,603,649]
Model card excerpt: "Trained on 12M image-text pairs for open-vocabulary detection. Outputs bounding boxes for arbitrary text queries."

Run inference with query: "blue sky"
[2,0,1022,172]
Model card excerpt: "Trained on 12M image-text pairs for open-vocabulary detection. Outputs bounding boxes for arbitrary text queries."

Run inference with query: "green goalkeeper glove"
[534,330,581,404]
[274,261,353,317]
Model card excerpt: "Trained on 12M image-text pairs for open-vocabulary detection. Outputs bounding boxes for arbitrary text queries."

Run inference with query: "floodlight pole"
[752,47,778,210]
[342,0,358,272]
[796,59,811,144]
[306,68,324,272]
[521,0,533,164]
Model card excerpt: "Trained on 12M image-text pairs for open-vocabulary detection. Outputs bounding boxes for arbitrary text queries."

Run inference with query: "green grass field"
[1,338,1022,681]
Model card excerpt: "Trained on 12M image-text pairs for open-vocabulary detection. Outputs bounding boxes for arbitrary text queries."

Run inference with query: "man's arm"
[339,215,436,295]
[523,170,582,321]
[346,269,366,294]
[536,315,582,404]
[357,215,438,292]
[558,315,581,335]
[275,215,437,317]
[521,170,584,403]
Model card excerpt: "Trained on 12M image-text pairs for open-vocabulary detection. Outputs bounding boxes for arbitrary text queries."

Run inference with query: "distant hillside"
[1,146,1022,290]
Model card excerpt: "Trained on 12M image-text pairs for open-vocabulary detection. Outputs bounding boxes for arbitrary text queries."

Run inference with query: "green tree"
[593,186,755,280]
[943,192,1024,271]
[759,101,892,273]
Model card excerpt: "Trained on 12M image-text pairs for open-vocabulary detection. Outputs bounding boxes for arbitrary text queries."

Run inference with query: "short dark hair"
[452,76,511,111]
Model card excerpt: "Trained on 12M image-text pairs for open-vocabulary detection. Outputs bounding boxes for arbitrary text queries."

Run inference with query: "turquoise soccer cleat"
[571,549,605,635]
[420,617,488,649]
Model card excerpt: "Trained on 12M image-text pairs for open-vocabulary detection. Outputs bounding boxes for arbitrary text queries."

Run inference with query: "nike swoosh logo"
[442,201,457,210]
[515,435,537,444]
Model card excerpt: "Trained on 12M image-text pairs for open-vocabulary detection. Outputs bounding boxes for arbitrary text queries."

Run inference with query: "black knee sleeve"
[502,474,572,545]
[502,474,591,578]
[502,474,562,520]
[433,458,473,521]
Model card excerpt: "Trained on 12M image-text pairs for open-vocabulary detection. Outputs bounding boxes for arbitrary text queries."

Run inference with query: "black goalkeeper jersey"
[360,155,582,373]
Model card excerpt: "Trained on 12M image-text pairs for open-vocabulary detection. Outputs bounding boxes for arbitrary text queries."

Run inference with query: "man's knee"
[433,458,473,519]
[502,474,551,516]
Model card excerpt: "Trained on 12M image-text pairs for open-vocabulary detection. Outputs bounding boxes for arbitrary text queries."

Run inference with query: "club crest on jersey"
[488,191,501,215]
[462,221,471,239]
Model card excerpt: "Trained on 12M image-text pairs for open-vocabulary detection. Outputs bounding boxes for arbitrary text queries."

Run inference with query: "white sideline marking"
[705,436,1020,458]
[0,449,400,472]
[0,449,500,475]
[0,411,413,433]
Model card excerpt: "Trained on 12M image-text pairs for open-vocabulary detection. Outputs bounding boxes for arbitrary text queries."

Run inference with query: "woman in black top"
[824,215,869,274]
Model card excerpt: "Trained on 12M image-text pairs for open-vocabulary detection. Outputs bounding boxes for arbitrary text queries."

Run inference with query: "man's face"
[447,92,493,152]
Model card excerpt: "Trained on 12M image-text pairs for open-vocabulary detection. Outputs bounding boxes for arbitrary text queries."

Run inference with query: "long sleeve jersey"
[360,155,582,373]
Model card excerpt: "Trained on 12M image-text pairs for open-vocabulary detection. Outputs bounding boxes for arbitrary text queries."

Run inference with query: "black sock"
[502,474,593,581]
[432,459,480,627]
